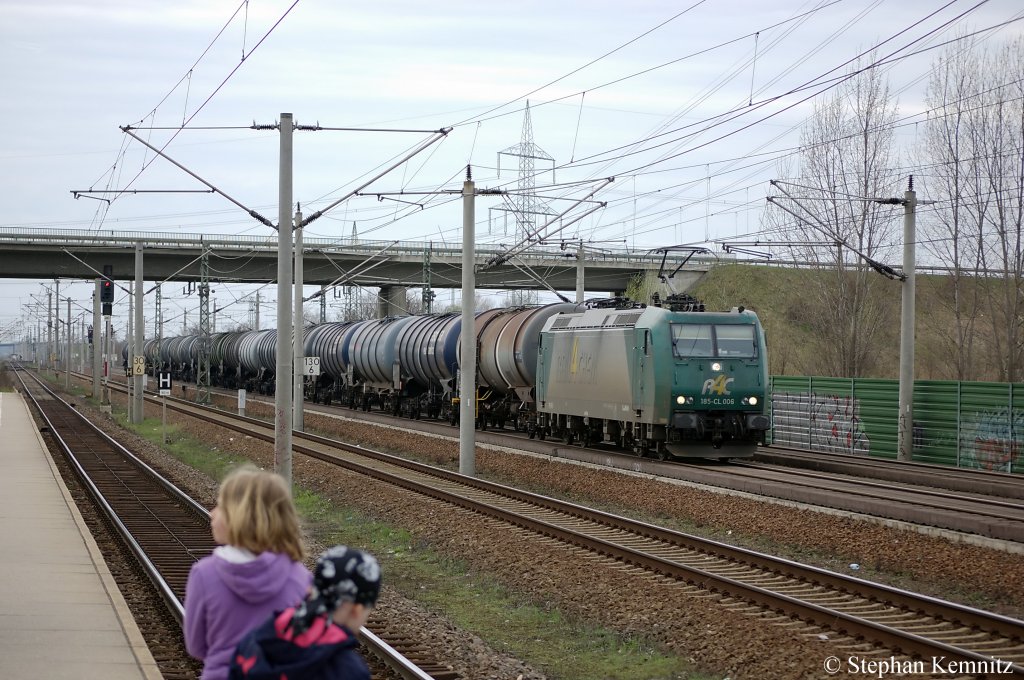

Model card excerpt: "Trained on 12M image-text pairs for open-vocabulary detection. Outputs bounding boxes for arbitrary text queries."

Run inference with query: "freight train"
[132,294,769,459]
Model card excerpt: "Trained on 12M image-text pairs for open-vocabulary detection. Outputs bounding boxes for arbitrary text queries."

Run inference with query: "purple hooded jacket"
[185,546,311,680]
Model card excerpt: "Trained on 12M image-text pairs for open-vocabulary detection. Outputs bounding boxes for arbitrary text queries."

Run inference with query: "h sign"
[158,372,172,396]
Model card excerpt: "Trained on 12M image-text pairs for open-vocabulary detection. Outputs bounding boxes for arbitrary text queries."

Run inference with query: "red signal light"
[100,278,114,304]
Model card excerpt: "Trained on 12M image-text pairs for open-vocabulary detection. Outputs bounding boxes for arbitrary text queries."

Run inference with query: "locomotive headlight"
[748,396,758,406]
[676,395,685,405]
[711,361,722,372]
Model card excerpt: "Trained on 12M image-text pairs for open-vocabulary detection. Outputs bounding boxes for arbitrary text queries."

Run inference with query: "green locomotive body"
[536,300,769,459]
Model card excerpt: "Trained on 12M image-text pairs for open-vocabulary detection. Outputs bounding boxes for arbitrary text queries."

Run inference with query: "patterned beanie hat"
[288,546,381,633]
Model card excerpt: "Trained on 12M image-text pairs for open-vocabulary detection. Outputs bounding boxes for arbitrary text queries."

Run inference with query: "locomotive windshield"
[671,323,757,359]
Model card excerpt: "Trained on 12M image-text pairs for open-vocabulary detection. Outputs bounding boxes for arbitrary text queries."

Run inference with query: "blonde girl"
[184,465,311,680]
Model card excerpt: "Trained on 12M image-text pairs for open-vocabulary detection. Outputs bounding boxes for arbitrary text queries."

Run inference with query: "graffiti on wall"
[772,392,871,455]
[959,407,1023,472]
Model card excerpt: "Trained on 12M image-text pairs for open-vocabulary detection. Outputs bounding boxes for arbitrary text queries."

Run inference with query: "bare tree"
[767,59,901,377]
[920,37,1024,381]
[981,39,1024,381]
[919,42,986,379]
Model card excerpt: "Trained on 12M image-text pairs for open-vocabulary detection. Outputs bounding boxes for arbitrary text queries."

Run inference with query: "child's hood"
[213,549,300,604]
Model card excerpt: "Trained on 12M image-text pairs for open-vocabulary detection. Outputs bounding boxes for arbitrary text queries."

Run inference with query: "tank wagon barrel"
[302,322,353,405]
[208,332,232,371]
[478,303,581,398]
[143,338,161,369]
[395,313,460,387]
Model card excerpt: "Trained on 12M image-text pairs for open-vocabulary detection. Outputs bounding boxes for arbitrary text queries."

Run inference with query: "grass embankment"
[689,262,1014,380]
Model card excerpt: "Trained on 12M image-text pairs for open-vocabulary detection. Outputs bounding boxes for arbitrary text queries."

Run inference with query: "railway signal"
[100,265,114,304]
[101,264,114,317]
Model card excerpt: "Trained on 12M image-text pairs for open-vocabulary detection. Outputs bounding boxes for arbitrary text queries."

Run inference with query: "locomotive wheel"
[562,430,573,445]
[538,429,546,441]
[528,428,536,440]
[652,444,669,461]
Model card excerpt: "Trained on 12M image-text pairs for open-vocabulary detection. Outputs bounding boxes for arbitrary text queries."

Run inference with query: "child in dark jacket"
[229,545,382,680]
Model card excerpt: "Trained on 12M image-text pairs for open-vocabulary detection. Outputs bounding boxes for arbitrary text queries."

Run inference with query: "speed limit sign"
[132,356,146,376]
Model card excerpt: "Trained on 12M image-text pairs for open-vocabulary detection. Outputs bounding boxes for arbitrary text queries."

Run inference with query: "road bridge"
[0,228,715,300]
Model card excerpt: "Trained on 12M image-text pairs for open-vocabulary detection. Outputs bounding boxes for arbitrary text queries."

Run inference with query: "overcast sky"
[2,0,1022,341]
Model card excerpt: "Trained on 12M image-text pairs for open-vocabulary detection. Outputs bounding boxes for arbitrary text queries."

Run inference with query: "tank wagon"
[142,295,768,459]
[536,296,769,459]
[302,304,579,423]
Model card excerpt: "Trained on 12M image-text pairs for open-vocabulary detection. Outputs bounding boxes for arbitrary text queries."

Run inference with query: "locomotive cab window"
[714,324,757,358]
[671,324,713,358]
[670,323,757,359]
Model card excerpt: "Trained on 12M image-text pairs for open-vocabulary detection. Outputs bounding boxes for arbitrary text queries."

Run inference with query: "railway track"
[168,375,1024,545]
[13,366,450,680]
[754,446,1024,499]
[729,459,1024,539]
[103,378,1024,672]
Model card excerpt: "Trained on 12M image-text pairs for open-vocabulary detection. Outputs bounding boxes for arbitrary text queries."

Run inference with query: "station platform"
[0,391,161,680]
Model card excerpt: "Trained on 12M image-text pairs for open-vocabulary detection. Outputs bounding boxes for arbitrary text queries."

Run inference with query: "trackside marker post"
[159,372,172,443]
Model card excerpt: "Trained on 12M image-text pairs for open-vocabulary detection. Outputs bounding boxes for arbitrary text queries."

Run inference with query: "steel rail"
[731,462,1024,515]
[126,385,1024,671]
[49,370,450,680]
[95,373,1024,541]
[14,367,188,623]
[759,446,1024,498]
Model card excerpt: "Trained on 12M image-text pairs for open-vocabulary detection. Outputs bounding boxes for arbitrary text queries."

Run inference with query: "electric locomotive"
[534,294,769,459]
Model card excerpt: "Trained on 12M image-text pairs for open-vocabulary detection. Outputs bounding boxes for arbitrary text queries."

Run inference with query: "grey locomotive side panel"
[538,327,633,419]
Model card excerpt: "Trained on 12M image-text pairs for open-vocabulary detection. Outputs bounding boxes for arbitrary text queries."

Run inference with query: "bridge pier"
[378,285,408,318]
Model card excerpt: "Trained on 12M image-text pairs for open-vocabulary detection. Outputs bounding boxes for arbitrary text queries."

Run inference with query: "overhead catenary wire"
[554,2,998,177]
[46,5,1007,258]
[35,0,1017,310]
[104,1,302,209]
[401,4,999,253]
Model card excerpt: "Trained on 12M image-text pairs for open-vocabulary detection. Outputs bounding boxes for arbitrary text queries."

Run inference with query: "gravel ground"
[77,381,1024,679]
[87,386,543,680]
